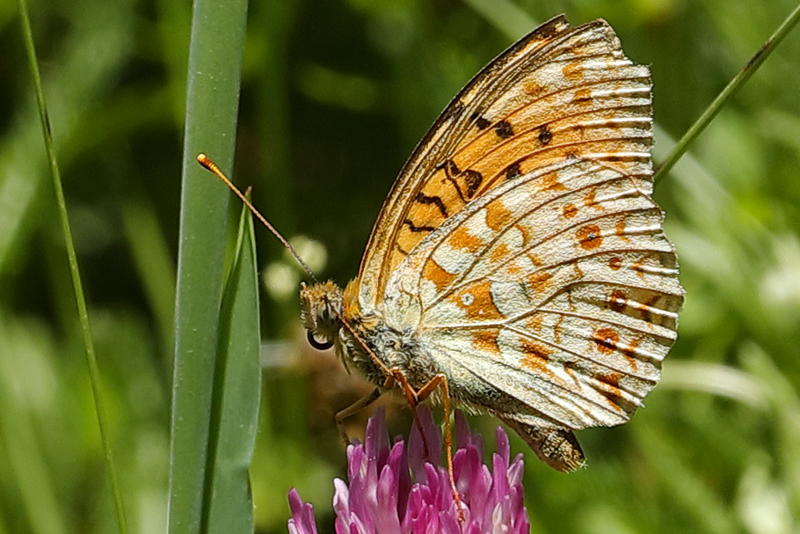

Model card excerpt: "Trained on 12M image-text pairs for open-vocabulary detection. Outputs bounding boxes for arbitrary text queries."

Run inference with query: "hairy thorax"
[299,279,438,390]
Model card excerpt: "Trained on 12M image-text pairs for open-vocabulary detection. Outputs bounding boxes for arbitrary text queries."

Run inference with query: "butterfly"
[207,13,684,474]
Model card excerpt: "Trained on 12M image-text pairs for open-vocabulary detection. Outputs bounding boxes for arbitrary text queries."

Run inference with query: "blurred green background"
[2,0,799,533]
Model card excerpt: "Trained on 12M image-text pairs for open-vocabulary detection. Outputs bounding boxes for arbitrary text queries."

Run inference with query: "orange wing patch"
[577,224,604,250]
[422,258,457,292]
[447,224,485,253]
[450,280,504,321]
[562,203,578,218]
[485,199,514,231]
[520,340,553,374]
[490,242,512,264]
[527,270,554,293]
[592,328,620,354]
[472,328,502,355]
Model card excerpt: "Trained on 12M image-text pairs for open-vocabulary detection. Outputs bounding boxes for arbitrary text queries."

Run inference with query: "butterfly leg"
[334,387,383,446]
[385,368,429,454]
[415,374,463,520]
[388,370,465,521]
[386,369,439,461]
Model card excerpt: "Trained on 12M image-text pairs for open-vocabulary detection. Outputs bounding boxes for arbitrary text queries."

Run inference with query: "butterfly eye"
[307,331,333,350]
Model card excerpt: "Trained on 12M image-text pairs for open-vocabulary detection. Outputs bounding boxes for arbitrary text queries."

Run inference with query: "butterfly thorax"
[300,279,436,389]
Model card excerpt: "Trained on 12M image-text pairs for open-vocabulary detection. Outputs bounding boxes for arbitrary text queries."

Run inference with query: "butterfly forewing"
[357,15,574,306]
[357,16,658,312]
[357,17,682,435]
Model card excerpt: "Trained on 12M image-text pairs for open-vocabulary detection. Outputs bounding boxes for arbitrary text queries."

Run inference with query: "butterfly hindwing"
[383,157,681,429]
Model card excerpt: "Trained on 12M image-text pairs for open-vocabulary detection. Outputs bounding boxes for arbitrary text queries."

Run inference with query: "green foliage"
[169,0,248,533]
[204,202,261,534]
[2,0,799,533]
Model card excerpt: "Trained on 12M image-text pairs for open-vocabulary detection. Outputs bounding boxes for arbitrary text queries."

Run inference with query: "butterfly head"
[299,280,343,350]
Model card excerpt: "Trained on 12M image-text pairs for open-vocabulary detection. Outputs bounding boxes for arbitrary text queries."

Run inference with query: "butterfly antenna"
[196,153,319,283]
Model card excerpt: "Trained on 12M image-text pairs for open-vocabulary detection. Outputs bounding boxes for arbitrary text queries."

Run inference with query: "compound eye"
[307,331,333,350]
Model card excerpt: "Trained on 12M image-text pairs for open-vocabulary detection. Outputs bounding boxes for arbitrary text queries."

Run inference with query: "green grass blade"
[634,420,738,534]
[169,0,249,532]
[204,202,261,534]
[16,1,128,532]
[0,0,133,277]
[461,0,535,41]
[0,319,67,534]
[741,344,800,512]
[654,1,800,181]
[122,201,177,362]
[461,0,538,39]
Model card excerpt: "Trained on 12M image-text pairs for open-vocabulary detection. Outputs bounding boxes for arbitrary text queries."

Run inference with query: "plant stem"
[17,0,128,532]
[654,1,800,181]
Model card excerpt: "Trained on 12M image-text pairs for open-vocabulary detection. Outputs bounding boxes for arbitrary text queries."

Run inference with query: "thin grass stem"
[16,0,128,532]
[654,1,800,181]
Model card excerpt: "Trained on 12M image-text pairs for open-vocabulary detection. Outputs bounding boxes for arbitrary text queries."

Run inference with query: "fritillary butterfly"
[300,14,682,472]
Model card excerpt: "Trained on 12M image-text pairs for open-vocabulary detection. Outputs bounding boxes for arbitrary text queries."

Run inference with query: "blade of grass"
[0,0,132,277]
[250,1,300,338]
[654,1,800,181]
[461,0,538,39]
[169,0,249,532]
[203,201,261,534]
[660,360,768,409]
[740,343,800,513]
[0,318,67,534]
[17,1,128,533]
[122,200,177,363]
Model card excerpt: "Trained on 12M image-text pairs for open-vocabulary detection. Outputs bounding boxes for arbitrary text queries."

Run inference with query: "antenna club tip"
[196,153,219,173]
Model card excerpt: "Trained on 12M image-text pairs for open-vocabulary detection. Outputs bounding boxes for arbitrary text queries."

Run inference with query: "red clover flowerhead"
[287,406,530,534]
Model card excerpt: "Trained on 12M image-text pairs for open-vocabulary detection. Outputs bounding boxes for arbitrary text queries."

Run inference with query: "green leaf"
[168,0,249,532]
[204,201,261,534]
